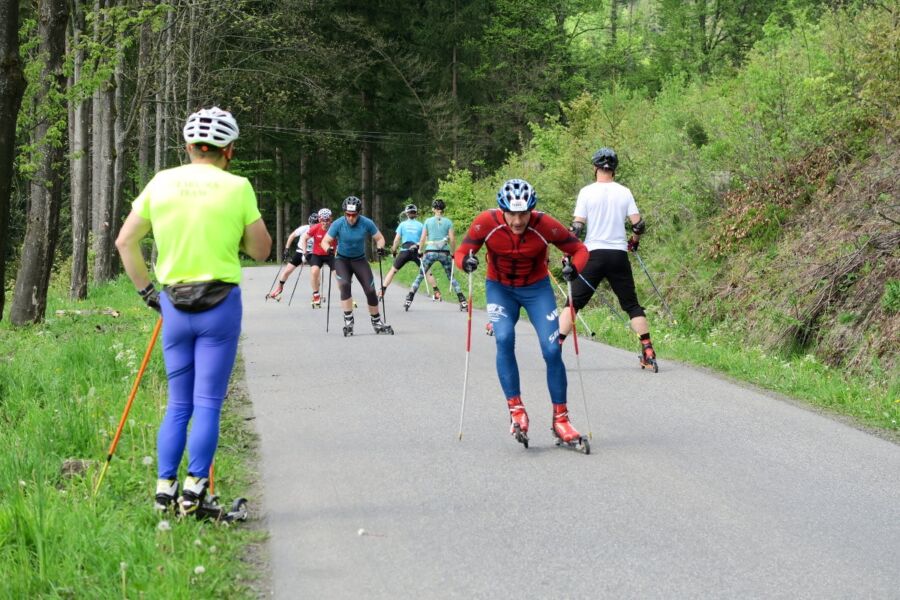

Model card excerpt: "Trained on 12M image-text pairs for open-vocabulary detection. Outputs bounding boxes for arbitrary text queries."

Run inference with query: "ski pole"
[458,252,474,441]
[93,317,163,497]
[418,253,432,297]
[326,263,333,332]
[376,247,388,323]
[209,461,215,495]
[266,251,289,301]
[287,262,304,306]
[632,251,677,325]
[547,268,595,337]
[565,270,593,440]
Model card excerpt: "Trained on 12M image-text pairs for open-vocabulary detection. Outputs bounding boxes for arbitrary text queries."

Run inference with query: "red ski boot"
[507,396,529,448]
[552,403,590,454]
[639,339,658,373]
[266,283,284,301]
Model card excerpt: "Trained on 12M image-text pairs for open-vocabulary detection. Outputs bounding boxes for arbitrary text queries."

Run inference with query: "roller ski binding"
[154,478,179,513]
[507,396,529,448]
[371,314,394,335]
[177,476,249,523]
[404,291,414,312]
[551,404,590,454]
[457,293,468,312]
[265,283,284,302]
[485,322,494,336]
[343,314,354,337]
[639,339,659,373]
[432,288,442,302]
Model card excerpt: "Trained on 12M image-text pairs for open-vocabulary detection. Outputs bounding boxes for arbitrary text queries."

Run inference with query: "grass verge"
[0,277,266,598]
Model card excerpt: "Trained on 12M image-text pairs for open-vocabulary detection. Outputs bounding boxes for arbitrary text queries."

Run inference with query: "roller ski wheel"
[265,289,282,302]
[343,325,354,337]
[311,294,322,309]
[188,495,249,524]
[404,293,414,312]
[373,323,394,335]
[553,433,591,455]
[511,424,529,448]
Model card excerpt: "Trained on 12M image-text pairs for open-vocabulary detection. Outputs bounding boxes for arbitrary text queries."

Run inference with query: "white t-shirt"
[292,225,313,252]
[573,181,639,251]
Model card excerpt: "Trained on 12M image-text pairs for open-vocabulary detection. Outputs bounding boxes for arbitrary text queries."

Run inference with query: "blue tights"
[157,287,242,479]
[485,277,567,405]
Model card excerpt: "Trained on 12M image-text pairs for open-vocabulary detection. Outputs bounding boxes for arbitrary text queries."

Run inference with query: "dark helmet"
[496,179,537,212]
[591,147,618,171]
[432,198,446,210]
[342,196,362,214]
[404,203,418,214]
[308,212,319,225]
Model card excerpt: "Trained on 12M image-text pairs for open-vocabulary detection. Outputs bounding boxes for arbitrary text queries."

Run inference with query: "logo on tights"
[486,303,507,321]
[545,308,559,321]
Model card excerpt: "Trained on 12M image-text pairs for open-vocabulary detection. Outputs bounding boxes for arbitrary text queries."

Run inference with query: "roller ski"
[371,313,394,335]
[432,288,442,302]
[639,339,659,373]
[154,478,179,513]
[507,396,529,448]
[342,313,354,337]
[457,293,468,312]
[311,292,322,308]
[265,283,284,302]
[176,476,249,523]
[551,404,590,454]
[404,291,414,311]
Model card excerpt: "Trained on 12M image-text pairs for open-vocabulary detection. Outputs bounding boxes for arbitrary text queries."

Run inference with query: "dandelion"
[193,565,206,575]
[142,456,153,466]
[193,539,203,547]
[208,546,217,554]
[157,520,171,532]
[18,480,26,487]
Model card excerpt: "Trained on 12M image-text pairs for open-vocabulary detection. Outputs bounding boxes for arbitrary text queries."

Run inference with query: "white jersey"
[292,225,313,252]
[573,181,639,251]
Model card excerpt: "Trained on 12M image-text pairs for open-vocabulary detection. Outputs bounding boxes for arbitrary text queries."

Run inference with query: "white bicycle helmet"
[317,208,333,221]
[183,106,239,147]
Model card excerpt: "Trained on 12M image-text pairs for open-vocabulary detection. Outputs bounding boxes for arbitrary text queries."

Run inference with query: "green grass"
[0,278,264,599]
[389,262,899,434]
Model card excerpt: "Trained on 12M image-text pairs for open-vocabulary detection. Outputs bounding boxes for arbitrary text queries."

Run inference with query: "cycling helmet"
[591,147,618,171]
[317,208,332,221]
[342,196,362,214]
[308,213,319,225]
[183,106,239,147]
[404,203,418,214]
[496,179,537,212]
[432,199,446,210]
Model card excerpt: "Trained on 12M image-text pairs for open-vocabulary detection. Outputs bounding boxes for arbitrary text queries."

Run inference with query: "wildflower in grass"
[208,546,217,554]
[142,456,153,466]
[194,565,206,575]
[194,539,203,547]
[157,520,171,532]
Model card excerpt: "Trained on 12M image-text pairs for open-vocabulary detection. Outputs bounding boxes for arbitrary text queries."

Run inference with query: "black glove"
[303,252,311,264]
[376,246,387,258]
[326,246,335,256]
[282,248,291,261]
[561,259,577,282]
[391,249,397,257]
[462,253,479,273]
[138,283,161,313]
[627,236,640,253]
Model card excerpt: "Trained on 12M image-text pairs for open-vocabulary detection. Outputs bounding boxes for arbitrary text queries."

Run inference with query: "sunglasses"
[344,212,358,217]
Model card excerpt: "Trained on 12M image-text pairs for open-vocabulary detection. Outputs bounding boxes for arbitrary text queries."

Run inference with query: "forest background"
[1,0,897,400]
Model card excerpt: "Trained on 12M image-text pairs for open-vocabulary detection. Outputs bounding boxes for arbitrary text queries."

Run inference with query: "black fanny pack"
[163,281,236,313]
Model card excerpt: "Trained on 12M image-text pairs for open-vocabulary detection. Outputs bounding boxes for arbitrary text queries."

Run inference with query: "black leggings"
[570,249,645,318]
[334,256,378,307]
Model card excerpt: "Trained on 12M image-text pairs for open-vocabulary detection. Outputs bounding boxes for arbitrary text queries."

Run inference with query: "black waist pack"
[163,281,236,313]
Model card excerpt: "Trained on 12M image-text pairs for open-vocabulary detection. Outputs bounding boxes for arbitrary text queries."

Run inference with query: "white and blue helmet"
[497,179,537,212]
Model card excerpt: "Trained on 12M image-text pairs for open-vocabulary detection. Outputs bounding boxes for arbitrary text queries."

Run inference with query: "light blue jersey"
[327,216,379,259]
[396,219,424,245]
[424,216,453,251]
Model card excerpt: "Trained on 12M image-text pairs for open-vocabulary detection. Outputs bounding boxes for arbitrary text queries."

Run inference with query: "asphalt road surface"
[240,265,899,599]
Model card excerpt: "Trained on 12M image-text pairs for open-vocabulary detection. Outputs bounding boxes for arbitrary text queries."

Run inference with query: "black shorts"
[308,254,335,269]
[392,244,421,270]
[570,249,644,318]
[288,251,305,267]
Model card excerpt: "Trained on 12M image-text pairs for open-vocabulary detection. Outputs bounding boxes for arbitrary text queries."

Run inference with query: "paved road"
[240,265,899,599]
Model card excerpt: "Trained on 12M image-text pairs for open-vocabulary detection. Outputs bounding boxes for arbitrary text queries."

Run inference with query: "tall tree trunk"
[69,0,90,299]
[92,75,115,283]
[111,51,125,275]
[136,19,151,187]
[373,158,382,229]
[90,0,102,232]
[0,0,27,320]
[10,0,68,324]
[299,144,310,222]
[274,145,283,252]
[609,0,618,51]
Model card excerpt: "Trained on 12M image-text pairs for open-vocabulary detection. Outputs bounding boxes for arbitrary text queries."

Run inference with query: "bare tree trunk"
[10,0,68,324]
[299,144,310,222]
[0,0,27,320]
[111,51,125,275]
[90,0,102,232]
[136,19,151,187]
[373,158,382,228]
[184,0,194,113]
[275,145,283,252]
[92,75,115,283]
[69,0,90,299]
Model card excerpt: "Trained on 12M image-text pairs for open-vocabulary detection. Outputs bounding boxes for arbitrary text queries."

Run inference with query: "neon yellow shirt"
[132,163,261,284]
